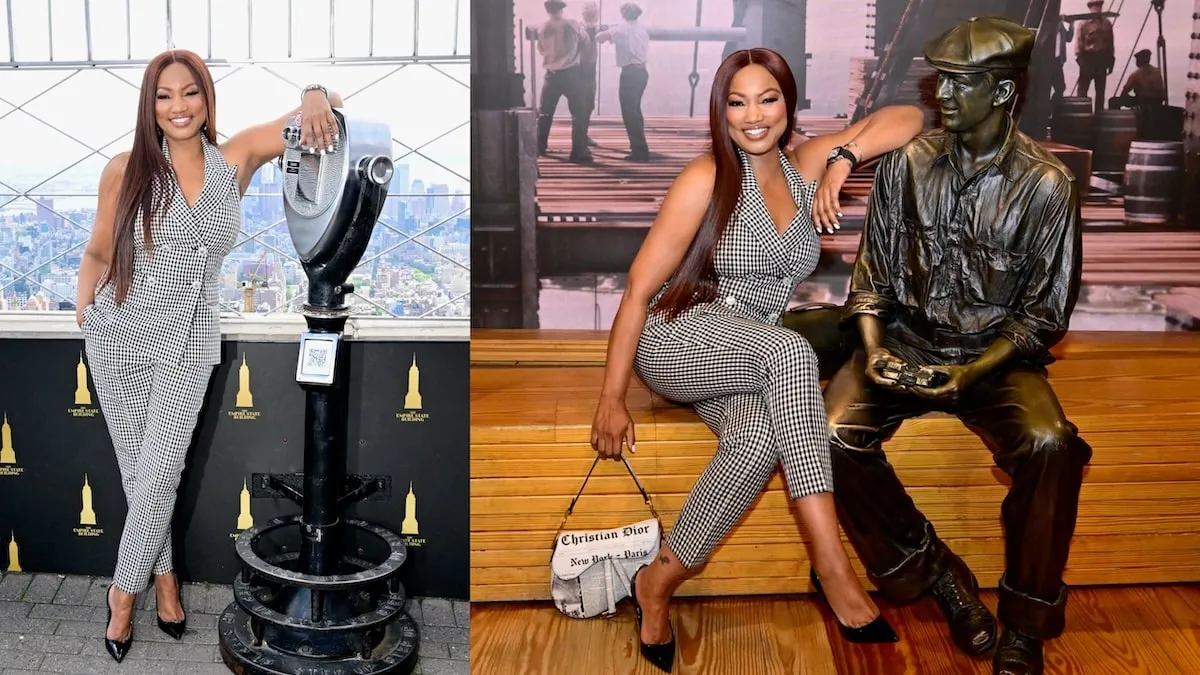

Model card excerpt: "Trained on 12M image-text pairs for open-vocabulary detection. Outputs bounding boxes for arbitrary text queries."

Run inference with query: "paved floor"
[0,572,468,674]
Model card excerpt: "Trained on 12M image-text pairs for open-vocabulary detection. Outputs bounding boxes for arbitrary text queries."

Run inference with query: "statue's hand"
[908,364,977,405]
[864,347,908,391]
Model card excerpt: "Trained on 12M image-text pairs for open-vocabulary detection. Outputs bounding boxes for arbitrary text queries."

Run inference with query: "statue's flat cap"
[923,16,1034,75]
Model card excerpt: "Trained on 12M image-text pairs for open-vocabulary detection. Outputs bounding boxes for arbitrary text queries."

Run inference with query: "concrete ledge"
[0,311,470,342]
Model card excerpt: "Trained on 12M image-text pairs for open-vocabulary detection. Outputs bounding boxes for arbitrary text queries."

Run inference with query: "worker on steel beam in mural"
[595,3,651,162]
[1074,0,1115,114]
[578,1,602,149]
[1112,48,1166,135]
[1115,48,1166,106]
[1049,17,1075,112]
[536,0,594,163]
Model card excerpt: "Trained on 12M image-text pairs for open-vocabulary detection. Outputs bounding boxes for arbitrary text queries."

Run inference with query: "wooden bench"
[470,328,1200,603]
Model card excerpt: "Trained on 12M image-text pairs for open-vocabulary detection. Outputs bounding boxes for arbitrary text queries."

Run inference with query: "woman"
[589,48,925,672]
[74,49,343,663]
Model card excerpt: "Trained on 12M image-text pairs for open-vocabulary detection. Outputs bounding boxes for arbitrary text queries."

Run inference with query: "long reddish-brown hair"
[652,48,797,319]
[101,49,217,304]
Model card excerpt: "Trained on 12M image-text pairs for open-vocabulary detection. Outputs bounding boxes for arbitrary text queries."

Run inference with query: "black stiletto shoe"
[104,586,133,663]
[156,573,187,640]
[810,567,899,644]
[630,565,676,673]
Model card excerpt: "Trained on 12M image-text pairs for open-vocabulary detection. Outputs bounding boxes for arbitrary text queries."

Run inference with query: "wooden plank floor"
[470,584,1200,674]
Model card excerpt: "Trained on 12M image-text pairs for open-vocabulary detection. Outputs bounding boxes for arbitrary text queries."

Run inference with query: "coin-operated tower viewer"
[218,109,421,675]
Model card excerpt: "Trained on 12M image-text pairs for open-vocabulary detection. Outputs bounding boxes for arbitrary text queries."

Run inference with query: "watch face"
[827,148,840,160]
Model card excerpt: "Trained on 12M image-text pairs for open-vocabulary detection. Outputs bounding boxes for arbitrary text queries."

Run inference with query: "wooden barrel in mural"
[1124,140,1186,225]
[1093,109,1139,173]
[1052,97,1094,149]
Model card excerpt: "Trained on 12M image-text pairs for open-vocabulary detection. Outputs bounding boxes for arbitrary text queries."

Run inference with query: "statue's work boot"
[993,629,1044,675]
[930,553,997,657]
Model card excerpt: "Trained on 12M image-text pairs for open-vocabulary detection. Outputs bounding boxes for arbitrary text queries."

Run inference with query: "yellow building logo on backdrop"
[232,478,255,540]
[229,354,261,421]
[69,353,99,418]
[0,412,23,476]
[400,481,426,548]
[6,531,21,573]
[396,354,430,423]
[75,474,104,537]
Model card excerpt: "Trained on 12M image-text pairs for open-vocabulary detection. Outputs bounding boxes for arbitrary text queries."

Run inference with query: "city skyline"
[0,1,470,318]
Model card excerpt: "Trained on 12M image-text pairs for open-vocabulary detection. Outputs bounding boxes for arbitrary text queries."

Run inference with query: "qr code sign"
[306,347,329,370]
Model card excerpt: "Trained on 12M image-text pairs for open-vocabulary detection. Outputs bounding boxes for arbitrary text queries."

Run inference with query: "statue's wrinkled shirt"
[846,117,1083,366]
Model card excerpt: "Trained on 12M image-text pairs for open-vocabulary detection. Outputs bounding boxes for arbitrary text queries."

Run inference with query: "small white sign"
[296,332,340,385]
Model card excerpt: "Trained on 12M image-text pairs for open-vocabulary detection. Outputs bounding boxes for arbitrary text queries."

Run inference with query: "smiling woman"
[583,46,924,671]
[70,47,343,665]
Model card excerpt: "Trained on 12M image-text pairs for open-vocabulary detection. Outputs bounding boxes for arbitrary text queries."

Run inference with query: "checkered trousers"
[82,133,242,368]
[633,148,830,568]
[83,356,213,593]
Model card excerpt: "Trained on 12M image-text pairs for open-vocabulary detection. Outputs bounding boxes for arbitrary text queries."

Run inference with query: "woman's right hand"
[591,395,636,460]
[76,304,87,328]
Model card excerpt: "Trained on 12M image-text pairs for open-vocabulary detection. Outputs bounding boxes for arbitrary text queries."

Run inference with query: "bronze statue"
[822,16,1090,675]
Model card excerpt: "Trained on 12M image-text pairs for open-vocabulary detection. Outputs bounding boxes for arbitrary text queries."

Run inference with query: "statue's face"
[934,71,1006,132]
[725,64,789,155]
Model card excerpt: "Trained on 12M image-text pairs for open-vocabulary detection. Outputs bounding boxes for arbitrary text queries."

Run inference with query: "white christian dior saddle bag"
[550,456,664,619]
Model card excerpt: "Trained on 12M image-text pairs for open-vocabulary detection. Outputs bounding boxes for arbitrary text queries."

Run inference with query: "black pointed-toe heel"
[156,573,186,640]
[630,565,676,673]
[104,586,133,663]
[810,567,899,644]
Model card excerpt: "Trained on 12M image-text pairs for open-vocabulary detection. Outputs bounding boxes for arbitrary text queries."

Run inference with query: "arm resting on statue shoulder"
[844,150,903,332]
[970,173,1083,378]
[600,155,715,402]
[793,105,925,174]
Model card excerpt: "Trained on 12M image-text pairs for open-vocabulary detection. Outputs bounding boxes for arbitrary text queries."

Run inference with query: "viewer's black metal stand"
[217,110,418,675]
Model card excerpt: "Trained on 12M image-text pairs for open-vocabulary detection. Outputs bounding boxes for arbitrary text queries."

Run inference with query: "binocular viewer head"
[280,109,392,311]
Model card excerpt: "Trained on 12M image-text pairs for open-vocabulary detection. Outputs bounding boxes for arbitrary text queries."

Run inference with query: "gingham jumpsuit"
[81,133,241,594]
[633,147,830,569]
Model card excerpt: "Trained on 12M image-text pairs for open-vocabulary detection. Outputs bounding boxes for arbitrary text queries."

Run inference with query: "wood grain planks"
[470,331,1200,603]
[469,586,1200,674]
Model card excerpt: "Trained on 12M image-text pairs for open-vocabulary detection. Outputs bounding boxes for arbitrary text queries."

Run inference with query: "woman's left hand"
[812,159,851,234]
[299,89,338,153]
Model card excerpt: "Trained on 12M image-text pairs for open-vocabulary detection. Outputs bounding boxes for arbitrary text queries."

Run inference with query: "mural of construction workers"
[596,3,650,161]
[1075,0,1115,114]
[1049,18,1075,110]
[578,1,601,148]
[536,0,593,163]
[1115,48,1166,106]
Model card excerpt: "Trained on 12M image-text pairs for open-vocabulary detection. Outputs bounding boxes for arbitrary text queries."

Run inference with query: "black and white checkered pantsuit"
[85,358,212,593]
[81,133,241,594]
[633,148,830,569]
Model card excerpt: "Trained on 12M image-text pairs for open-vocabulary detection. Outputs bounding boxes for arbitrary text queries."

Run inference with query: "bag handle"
[550,456,664,557]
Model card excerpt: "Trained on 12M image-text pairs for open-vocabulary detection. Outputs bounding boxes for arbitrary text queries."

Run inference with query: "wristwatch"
[301,84,328,102]
[826,145,859,171]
